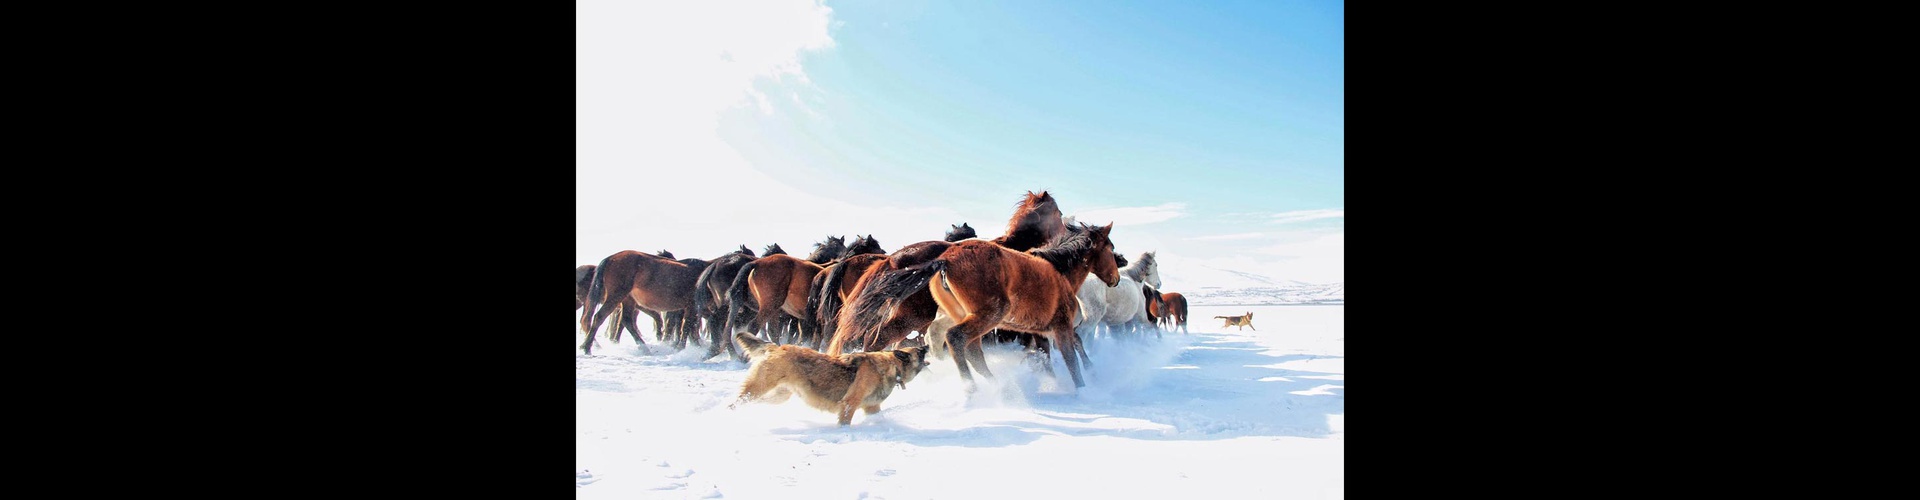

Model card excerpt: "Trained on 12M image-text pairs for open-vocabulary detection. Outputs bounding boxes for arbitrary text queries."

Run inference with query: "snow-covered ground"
[576,304,1344,499]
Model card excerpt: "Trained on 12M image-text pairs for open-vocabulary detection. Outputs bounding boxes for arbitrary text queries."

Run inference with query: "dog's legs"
[729,374,783,409]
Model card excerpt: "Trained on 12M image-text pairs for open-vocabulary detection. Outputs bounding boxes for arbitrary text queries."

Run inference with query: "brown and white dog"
[730,332,932,426]
[1215,312,1255,330]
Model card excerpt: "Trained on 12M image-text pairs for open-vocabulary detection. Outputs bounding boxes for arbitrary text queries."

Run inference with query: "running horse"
[828,191,1069,357]
[577,249,714,356]
[577,263,643,346]
[723,236,846,346]
[800,234,889,350]
[1156,290,1190,334]
[690,244,771,360]
[844,222,1120,391]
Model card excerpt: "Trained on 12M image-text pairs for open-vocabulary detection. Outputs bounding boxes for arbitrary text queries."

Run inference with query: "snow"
[576,304,1343,499]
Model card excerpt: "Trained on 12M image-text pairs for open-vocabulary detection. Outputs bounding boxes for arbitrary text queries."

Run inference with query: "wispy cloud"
[1187,232,1265,241]
[1270,208,1343,224]
[1071,202,1187,226]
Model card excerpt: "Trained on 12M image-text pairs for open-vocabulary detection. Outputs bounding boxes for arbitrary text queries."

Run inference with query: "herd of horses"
[577,191,1194,393]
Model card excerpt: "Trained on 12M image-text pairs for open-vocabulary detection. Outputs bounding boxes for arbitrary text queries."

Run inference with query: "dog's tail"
[1214,316,1234,319]
[734,331,772,361]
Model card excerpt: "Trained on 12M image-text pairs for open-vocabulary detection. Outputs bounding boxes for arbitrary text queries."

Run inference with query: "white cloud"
[1070,202,1187,227]
[1270,208,1344,224]
[1186,232,1265,241]
[577,0,857,265]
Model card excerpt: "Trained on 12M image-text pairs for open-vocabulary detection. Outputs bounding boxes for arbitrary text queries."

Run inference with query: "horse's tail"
[813,257,866,344]
[691,262,725,333]
[607,301,624,343]
[582,254,618,341]
[723,260,761,336]
[804,263,833,341]
[843,260,947,353]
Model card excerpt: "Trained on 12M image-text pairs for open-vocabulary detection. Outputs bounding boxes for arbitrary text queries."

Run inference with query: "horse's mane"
[1027,222,1103,276]
[1121,251,1155,282]
[657,250,674,259]
[764,243,786,256]
[991,190,1065,251]
[808,236,846,264]
[844,234,885,258]
[945,223,977,242]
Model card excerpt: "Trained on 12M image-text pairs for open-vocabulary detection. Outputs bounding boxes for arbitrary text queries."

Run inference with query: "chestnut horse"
[828,191,1068,357]
[812,225,972,352]
[578,250,714,356]
[577,264,643,346]
[723,237,846,346]
[800,234,889,349]
[845,222,1119,391]
[1140,283,1165,340]
[1156,291,1190,334]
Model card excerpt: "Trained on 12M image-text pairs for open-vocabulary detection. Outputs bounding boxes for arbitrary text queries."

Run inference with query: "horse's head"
[1112,251,1128,269]
[1136,251,1161,289]
[945,222,977,242]
[764,243,786,256]
[1089,223,1119,287]
[809,236,846,264]
[656,249,674,259]
[997,191,1068,251]
[846,234,885,257]
[735,244,756,257]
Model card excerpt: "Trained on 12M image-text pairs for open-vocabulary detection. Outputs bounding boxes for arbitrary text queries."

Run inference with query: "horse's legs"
[944,315,994,391]
[619,305,645,345]
[1058,329,1086,388]
[581,299,624,355]
[964,336,993,380]
[1025,335,1055,376]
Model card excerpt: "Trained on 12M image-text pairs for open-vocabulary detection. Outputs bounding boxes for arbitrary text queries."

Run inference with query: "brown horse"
[1157,291,1190,334]
[578,250,714,355]
[845,222,1119,391]
[1141,283,1165,331]
[802,234,889,349]
[578,264,644,346]
[828,191,1068,357]
[723,237,846,347]
[690,244,764,360]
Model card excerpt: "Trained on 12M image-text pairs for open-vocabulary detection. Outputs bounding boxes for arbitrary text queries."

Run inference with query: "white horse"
[1076,251,1161,342]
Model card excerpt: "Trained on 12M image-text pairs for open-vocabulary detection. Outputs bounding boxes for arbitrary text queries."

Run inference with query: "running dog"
[1215,312,1255,330]
[730,332,932,426]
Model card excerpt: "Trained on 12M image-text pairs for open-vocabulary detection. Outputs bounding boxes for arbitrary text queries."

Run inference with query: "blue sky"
[578,0,1343,287]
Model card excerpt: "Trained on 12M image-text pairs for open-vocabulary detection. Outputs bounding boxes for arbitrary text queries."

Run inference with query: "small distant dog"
[730,332,932,426]
[1215,312,1255,330]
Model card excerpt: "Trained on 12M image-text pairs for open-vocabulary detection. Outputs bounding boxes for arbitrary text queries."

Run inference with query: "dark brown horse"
[578,264,644,346]
[578,250,714,355]
[845,222,1119,391]
[690,244,763,360]
[1157,291,1190,334]
[723,237,845,347]
[1141,283,1166,340]
[828,191,1068,356]
[801,234,889,349]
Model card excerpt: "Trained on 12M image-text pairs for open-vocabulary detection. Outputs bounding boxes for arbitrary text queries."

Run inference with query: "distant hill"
[1157,264,1343,305]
